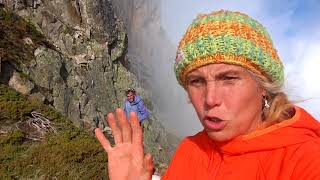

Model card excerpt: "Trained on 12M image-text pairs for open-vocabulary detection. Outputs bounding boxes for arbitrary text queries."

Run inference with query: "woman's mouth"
[203,117,227,130]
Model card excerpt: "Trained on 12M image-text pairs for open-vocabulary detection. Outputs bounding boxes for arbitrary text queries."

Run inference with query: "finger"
[143,153,154,175]
[95,128,111,152]
[116,108,132,143]
[106,112,122,144]
[130,111,143,146]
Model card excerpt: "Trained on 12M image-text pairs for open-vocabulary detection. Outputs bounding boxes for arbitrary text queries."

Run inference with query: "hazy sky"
[160,0,320,135]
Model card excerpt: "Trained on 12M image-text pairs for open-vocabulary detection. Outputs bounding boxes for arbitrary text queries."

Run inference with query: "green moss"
[8,130,108,179]
[19,72,35,84]
[0,8,51,65]
[0,130,26,145]
[0,84,25,101]
[0,84,69,124]
[0,84,108,179]
[62,24,74,35]
[0,7,11,21]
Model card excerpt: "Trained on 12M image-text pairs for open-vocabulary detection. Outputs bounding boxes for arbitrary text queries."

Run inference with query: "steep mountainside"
[0,0,176,177]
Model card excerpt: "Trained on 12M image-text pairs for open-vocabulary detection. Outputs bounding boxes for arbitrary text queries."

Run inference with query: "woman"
[123,88,150,125]
[95,10,320,180]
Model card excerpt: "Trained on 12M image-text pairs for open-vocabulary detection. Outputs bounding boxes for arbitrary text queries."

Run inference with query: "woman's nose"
[205,82,222,108]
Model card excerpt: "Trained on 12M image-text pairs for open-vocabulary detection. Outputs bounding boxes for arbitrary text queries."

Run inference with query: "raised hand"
[95,108,154,180]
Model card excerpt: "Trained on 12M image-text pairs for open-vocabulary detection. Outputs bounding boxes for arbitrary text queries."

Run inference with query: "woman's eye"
[223,76,238,81]
[187,78,205,86]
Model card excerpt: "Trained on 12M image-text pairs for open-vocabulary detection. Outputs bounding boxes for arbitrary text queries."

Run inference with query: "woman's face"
[186,64,265,142]
[127,92,135,102]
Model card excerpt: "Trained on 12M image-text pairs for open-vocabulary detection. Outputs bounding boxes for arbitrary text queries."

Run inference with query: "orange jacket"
[162,107,320,180]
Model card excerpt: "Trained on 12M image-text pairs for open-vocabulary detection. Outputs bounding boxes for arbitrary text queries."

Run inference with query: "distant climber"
[123,88,150,125]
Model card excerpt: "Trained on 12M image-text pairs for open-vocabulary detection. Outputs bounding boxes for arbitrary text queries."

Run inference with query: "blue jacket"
[124,95,150,122]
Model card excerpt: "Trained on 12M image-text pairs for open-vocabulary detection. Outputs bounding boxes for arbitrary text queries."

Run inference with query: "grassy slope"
[0,84,108,179]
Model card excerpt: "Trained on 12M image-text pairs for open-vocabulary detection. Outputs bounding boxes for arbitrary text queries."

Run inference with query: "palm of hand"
[95,109,153,180]
[108,143,145,180]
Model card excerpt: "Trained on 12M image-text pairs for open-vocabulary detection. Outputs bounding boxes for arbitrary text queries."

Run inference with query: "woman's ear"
[186,92,192,104]
[187,97,191,104]
[261,88,267,98]
[258,83,267,97]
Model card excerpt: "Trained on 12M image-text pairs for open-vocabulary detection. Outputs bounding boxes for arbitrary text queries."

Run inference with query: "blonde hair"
[249,71,295,127]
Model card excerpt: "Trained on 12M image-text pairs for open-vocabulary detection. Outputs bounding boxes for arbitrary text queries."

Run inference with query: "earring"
[263,96,270,109]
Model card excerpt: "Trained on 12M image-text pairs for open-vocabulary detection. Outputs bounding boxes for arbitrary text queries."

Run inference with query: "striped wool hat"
[174,10,284,86]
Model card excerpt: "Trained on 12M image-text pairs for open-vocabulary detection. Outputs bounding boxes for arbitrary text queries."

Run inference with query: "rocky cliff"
[1,0,128,127]
[0,0,175,176]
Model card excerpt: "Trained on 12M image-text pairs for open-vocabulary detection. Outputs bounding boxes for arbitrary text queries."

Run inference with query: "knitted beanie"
[174,10,284,86]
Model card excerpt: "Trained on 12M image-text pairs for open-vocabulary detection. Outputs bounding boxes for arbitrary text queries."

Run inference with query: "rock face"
[1,0,127,127]
[0,0,175,172]
[8,71,34,95]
